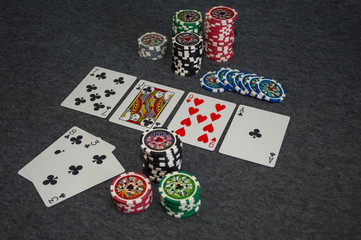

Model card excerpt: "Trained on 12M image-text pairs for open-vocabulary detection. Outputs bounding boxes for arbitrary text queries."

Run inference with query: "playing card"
[219,105,290,167]
[61,66,137,118]
[167,92,236,151]
[24,149,124,207]
[18,126,115,181]
[109,80,184,131]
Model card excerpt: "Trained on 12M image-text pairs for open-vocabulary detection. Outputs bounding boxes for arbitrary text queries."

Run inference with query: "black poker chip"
[140,127,183,182]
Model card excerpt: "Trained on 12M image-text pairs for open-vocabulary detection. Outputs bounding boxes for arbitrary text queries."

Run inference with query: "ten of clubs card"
[219,105,290,167]
[167,92,236,151]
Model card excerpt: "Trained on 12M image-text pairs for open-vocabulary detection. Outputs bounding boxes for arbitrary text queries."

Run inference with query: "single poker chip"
[224,69,242,92]
[200,71,225,93]
[231,72,251,95]
[159,171,201,206]
[245,75,263,99]
[110,172,153,212]
[140,127,182,157]
[138,32,167,60]
[172,9,203,36]
[215,67,233,90]
[255,77,286,102]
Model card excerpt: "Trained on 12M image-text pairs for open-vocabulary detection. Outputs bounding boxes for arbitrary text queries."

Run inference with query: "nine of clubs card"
[167,92,236,151]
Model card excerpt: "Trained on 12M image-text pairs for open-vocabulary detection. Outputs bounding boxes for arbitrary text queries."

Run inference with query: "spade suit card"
[24,149,124,207]
[61,66,137,118]
[219,105,290,167]
[18,126,116,181]
[167,92,236,151]
[109,80,184,131]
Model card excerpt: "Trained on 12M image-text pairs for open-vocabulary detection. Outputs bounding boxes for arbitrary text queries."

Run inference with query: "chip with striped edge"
[255,77,286,102]
[200,71,225,93]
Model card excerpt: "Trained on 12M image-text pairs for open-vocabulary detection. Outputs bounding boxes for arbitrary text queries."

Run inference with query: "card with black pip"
[61,66,137,118]
[109,80,184,131]
[18,126,125,207]
[219,105,290,167]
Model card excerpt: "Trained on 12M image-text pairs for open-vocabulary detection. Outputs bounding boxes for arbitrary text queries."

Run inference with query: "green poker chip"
[158,171,201,218]
[172,9,203,36]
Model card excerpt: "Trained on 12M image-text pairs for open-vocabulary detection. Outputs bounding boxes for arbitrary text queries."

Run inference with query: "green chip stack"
[158,171,201,218]
[172,9,203,36]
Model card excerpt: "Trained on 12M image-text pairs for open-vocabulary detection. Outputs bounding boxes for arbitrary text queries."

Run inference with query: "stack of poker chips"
[204,6,238,62]
[200,68,286,103]
[159,171,201,218]
[140,127,183,183]
[138,32,167,60]
[172,9,203,36]
[171,32,203,76]
[110,172,153,213]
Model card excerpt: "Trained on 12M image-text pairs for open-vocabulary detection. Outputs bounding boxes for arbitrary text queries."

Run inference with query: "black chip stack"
[171,32,203,76]
[140,127,183,183]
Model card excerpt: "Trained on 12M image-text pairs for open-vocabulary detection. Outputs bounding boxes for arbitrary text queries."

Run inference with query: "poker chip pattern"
[172,9,203,36]
[110,172,153,213]
[200,68,286,102]
[171,32,203,76]
[204,6,238,62]
[140,127,183,182]
[159,171,201,218]
[138,32,167,60]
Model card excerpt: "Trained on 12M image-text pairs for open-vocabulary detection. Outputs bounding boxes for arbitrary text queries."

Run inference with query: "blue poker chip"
[215,67,233,90]
[231,72,251,95]
[199,71,225,93]
[245,74,263,99]
[255,77,286,102]
[224,70,243,92]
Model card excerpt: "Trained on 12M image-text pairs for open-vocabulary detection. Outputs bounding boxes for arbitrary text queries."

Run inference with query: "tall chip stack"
[171,32,203,76]
[172,9,203,36]
[140,127,183,183]
[204,6,238,62]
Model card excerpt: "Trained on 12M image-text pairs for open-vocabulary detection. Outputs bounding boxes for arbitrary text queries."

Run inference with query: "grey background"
[1,0,361,239]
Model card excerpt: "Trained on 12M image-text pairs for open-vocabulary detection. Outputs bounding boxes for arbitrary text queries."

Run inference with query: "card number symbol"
[96,72,106,80]
[75,97,86,105]
[93,102,105,111]
[249,129,262,138]
[86,84,97,92]
[90,93,101,101]
[114,77,124,84]
[92,155,106,164]
[43,175,58,185]
[70,135,83,145]
[68,165,83,175]
[104,89,116,97]
[142,119,154,127]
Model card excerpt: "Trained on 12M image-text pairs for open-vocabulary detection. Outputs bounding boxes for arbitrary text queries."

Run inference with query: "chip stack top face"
[139,32,166,47]
[174,32,202,48]
[110,172,152,206]
[176,10,202,24]
[143,129,176,151]
[208,6,238,22]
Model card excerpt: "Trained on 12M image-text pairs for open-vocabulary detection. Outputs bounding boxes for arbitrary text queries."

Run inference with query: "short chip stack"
[140,127,183,183]
[171,32,203,76]
[204,6,238,62]
[200,68,286,103]
[110,172,153,213]
[138,32,167,60]
[159,171,201,218]
[172,9,203,36]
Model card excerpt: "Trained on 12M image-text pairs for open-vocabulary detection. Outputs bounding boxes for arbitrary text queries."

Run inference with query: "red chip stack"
[204,6,238,62]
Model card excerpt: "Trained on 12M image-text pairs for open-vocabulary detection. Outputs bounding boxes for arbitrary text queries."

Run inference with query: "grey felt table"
[1,0,361,239]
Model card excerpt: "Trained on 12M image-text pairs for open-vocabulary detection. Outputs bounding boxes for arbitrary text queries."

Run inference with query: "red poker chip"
[115,195,153,213]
